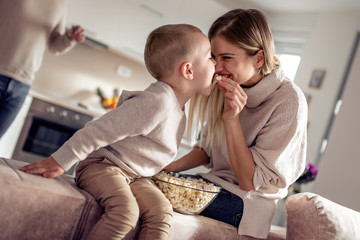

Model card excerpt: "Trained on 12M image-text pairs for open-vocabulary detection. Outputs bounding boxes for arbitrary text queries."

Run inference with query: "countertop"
[29,87,107,118]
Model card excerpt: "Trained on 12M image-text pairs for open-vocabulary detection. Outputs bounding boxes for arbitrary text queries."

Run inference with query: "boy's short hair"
[144,24,203,80]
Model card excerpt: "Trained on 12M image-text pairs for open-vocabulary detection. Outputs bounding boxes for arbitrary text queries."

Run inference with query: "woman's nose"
[215,60,222,71]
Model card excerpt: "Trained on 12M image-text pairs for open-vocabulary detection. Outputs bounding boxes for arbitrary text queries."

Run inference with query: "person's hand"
[217,77,247,121]
[19,156,65,178]
[67,25,85,43]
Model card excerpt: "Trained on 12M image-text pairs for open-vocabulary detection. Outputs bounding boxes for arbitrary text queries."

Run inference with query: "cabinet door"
[66,0,229,61]
[0,96,32,159]
[66,0,125,43]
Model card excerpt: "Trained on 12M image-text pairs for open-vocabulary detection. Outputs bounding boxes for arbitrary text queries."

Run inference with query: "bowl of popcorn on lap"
[152,171,222,214]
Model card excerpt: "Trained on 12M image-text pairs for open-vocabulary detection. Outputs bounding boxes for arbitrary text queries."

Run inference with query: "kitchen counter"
[29,87,107,118]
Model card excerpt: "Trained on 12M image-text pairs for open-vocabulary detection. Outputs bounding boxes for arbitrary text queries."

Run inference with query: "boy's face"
[191,33,216,96]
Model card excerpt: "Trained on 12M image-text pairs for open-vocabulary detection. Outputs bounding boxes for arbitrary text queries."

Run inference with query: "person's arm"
[223,119,255,190]
[217,78,256,191]
[48,24,85,54]
[164,147,209,172]
[48,3,85,53]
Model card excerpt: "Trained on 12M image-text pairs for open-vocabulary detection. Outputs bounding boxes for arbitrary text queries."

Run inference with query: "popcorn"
[213,74,222,86]
[152,171,221,214]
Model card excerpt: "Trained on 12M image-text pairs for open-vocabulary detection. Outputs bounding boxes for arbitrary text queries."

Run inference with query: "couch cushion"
[286,192,360,240]
[0,158,102,240]
[168,212,285,240]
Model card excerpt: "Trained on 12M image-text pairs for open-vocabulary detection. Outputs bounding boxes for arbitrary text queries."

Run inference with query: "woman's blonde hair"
[187,9,280,147]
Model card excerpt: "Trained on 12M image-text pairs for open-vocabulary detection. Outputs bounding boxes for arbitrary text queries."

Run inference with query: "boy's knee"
[148,200,173,219]
[106,201,140,229]
[161,200,173,216]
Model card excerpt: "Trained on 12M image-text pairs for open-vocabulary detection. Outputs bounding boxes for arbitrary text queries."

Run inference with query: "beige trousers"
[75,158,173,240]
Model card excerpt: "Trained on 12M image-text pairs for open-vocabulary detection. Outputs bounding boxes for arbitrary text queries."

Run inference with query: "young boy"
[20,24,215,240]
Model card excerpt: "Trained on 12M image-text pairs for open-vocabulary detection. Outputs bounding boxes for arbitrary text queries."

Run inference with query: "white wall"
[312,34,360,211]
[33,43,155,109]
[294,11,360,167]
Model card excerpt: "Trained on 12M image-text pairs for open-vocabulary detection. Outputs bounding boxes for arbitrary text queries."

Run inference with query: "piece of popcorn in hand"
[213,74,222,86]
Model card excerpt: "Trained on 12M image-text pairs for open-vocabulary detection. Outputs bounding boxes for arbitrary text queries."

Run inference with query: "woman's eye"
[211,54,216,60]
[222,56,232,60]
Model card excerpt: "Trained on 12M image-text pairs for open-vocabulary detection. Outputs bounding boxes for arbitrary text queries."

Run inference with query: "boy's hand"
[19,156,64,178]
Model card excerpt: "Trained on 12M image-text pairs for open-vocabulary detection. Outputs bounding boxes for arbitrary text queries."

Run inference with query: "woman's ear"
[181,62,194,80]
[255,49,265,68]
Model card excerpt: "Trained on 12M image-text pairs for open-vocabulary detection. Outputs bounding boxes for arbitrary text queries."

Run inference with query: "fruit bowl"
[152,171,221,214]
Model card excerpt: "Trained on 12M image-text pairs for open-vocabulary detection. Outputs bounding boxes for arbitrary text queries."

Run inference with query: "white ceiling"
[69,0,360,62]
[215,0,360,12]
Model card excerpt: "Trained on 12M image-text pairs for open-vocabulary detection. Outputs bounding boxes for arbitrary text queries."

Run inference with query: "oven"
[12,97,93,175]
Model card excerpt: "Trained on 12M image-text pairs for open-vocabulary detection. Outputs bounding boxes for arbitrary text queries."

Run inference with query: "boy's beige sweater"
[0,0,75,84]
[52,81,186,177]
[198,67,308,239]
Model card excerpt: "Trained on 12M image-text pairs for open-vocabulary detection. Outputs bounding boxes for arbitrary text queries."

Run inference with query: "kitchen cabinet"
[66,0,125,46]
[0,96,32,159]
[66,0,229,61]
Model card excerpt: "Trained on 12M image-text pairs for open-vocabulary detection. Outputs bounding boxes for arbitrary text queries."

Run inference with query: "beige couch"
[1,157,359,240]
[286,192,360,239]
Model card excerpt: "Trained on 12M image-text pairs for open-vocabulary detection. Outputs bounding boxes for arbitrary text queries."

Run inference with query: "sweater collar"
[151,81,185,113]
[243,67,286,108]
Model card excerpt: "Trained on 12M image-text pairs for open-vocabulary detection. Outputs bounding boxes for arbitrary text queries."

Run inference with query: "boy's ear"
[181,62,194,80]
[255,49,265,68]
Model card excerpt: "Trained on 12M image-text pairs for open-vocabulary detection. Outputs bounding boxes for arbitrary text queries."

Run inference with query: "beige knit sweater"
[0,0,76,84]
[198,67,308,238]
[52,81,186,177]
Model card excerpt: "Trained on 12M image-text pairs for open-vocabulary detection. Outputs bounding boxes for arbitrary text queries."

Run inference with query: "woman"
[165,9,308,239]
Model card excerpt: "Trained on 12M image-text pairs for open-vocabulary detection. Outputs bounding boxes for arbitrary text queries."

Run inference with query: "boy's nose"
[215,61,223,71]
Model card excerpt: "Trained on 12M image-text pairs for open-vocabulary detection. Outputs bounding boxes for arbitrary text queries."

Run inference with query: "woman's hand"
[19,156,65,178]
[217,78,247,121]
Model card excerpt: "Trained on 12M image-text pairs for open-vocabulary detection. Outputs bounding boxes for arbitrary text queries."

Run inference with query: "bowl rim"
[151,175,222,194]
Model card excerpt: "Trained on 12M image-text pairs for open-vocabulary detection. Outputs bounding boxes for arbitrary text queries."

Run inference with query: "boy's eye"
[211,53,216,60]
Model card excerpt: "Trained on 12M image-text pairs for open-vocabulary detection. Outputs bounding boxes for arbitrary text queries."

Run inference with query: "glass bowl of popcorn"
[152,171,222,215]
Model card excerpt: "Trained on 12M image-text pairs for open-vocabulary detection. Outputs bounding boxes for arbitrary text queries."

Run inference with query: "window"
[278,54,301,81]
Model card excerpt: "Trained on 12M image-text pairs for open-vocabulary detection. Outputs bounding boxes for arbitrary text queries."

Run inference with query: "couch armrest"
[286,192,360,240]
[0,158,102,240]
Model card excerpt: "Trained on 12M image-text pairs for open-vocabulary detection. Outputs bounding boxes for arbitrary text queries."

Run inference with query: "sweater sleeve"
[52,90,169,171]
[47,2,76,54]
[251,88,308,191]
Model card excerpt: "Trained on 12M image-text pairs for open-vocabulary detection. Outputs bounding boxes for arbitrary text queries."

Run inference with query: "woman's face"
[211,36,262,87]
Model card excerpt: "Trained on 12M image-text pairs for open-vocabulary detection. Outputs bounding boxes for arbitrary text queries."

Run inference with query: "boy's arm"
[19,156,64,178]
